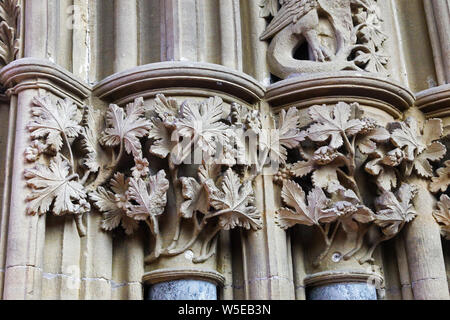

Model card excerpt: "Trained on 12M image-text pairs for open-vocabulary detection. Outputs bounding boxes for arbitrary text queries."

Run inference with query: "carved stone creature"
[260,0,383,78]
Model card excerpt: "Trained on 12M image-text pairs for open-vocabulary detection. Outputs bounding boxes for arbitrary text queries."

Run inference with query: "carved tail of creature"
[260,0,360,79]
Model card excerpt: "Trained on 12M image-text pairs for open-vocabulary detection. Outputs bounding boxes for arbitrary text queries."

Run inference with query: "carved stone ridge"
[93,61,265,105]
[143,268,225,286]
[265,72,414,117]
[303,270,383,287]
[416,84,450,119]
[0,58,91,103]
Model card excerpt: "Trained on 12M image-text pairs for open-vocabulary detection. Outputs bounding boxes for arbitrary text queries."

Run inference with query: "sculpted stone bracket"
[273,102,446,266]
[259,0,389,79]
[23,92,268,265]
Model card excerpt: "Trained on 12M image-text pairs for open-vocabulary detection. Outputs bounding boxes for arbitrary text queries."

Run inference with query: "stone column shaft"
[114,0,138,73]
[424,0,450,84]
[403,181,449,299]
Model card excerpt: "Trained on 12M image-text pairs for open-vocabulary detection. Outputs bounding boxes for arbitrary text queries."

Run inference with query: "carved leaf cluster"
[431,160,450,193]
[274,101,444,264]
[374,184,417,237]
[276,181,336,229]
[27,96,82,154]
[0,0,20,68]
[101,98,152,158]
[204,168,262,231]
[25,154,89,216]
[90,173,138,235]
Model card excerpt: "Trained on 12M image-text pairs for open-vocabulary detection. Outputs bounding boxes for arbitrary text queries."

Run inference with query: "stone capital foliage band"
[23,92,449,268]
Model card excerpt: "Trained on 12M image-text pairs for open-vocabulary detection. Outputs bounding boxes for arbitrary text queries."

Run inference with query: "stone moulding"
[92,61,265,105]
[0,58,90,104]
[416,84,450,119]
[265,72,415,118]
[143,268,225,286]
[303,270,383,287]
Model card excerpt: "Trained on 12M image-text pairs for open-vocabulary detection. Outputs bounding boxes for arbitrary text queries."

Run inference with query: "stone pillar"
[424,0,450,85]
[113,0,138,73]
[93,61,264,301]
[266,72,415,300]
[413,88,450,300]
[402,180,449,299]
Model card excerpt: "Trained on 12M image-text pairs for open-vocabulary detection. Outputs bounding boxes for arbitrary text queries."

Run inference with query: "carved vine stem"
[314,221,341,267]
[86,141,124,192]
[165,159,183,252]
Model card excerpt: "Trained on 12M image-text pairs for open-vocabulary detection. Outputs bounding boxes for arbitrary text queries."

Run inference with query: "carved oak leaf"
[391,118,442,161]
[24,154,88,216]
[433,195,450,240]
[125,170,170,229]
[28,96,82,152]
[410,141,446,178]
[81,105,103,173]
[264,107,306,164]
[89,173,138,235]
[308,103,364,149]
[365,147,403,191]
[204,168,262,231]
[276,181,336,229]
[430,160,450,193]
[374,184,417,237]
[176,97,229,157]
[152,94,178,126]
[180,177,210,219]
[354,50,388,74]
[148,118,174,158]
[100,98,152,158]
[357,126,390,154]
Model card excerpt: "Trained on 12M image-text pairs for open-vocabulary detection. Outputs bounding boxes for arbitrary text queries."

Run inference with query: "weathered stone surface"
[148,280,217,300]
[307,282,377,300]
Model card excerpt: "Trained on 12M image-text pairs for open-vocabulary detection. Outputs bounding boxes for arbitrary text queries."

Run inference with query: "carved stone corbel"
[259,0,389,79]
[269,95,447,299]
[274,102,446,266]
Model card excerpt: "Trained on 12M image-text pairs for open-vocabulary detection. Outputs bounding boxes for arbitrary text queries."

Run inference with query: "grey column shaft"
[307,283,377,300]
[147,280,217,300]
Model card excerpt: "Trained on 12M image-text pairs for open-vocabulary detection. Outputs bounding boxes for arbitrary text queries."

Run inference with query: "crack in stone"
[246,275,294,285]
[6,265,141,290]
[411,276,446,285]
